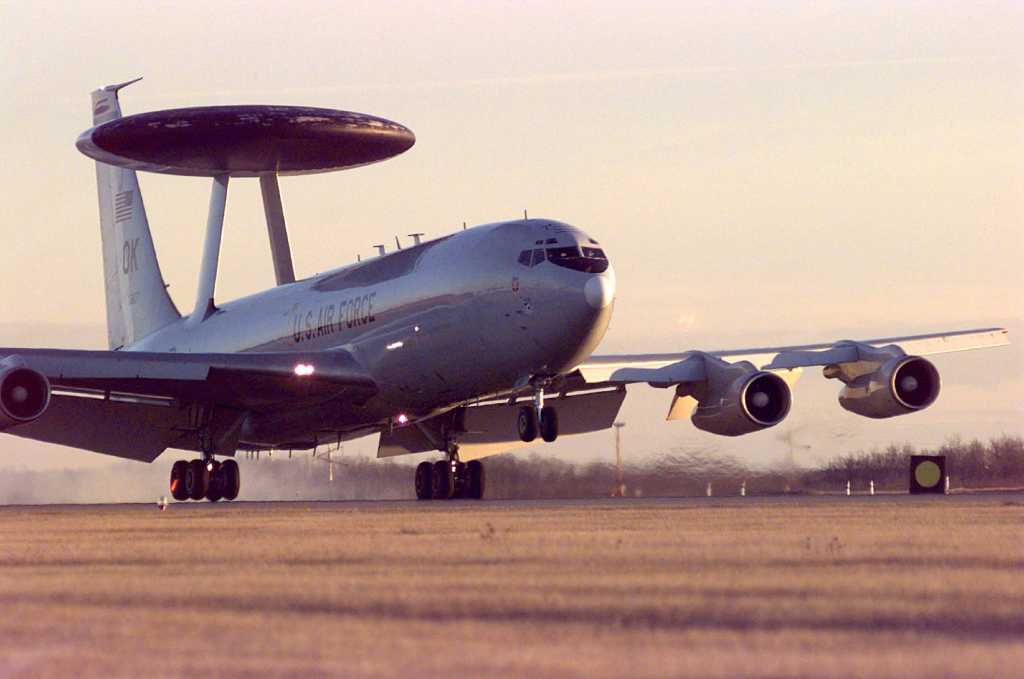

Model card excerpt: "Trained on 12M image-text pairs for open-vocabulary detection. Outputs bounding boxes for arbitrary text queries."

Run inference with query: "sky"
[0,1,1021,473]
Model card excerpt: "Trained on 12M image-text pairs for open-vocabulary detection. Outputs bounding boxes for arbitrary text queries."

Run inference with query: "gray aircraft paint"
[0,80,1009,471]
[128,219,614,448]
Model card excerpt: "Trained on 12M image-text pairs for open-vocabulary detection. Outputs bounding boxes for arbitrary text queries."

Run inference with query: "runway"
[1,494,1022,678]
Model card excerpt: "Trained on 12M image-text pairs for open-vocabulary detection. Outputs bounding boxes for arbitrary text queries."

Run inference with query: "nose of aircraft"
[584,268,615,310]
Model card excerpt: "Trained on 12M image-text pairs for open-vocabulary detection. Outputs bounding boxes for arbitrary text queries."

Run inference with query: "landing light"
[294,363,315,376]
[386,341,404,351]
[396,413,409,425]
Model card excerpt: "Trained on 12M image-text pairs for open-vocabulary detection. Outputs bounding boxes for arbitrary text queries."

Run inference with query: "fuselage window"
[546,246,609,274]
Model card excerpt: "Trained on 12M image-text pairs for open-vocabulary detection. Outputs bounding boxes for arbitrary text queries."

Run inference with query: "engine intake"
[690,368,792,437]
[0,359,51,429]
[838,356,940,419]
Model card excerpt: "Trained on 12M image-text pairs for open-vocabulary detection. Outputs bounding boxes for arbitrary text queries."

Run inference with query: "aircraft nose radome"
[584,270,615,309]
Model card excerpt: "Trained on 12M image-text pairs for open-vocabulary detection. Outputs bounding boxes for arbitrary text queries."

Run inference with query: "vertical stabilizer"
[90,81,180,349]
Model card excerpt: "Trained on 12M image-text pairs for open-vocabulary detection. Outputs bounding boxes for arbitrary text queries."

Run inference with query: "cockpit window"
[546,246,609,273]
[519,249,550,267]
[547,246,579,263]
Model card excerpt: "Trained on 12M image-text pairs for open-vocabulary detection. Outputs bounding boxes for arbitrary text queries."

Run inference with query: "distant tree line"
[1,436,1021,504]
[804,435,1024,492]
[485,435,1024,497]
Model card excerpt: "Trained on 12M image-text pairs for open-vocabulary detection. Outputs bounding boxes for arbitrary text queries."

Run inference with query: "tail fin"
[90,80,180,349]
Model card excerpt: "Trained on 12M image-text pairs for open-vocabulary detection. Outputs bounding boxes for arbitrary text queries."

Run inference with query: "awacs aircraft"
[0,80,1010,501]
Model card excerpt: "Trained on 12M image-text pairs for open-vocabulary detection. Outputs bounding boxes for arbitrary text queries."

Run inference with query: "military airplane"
[0,80,1010,501]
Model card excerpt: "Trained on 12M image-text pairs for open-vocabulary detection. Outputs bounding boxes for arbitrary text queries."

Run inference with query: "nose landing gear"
[517,383,559,443]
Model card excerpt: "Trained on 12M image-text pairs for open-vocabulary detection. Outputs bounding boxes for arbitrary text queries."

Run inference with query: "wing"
[0,348,376,461]
[575,327,1009,385]
[558,326,1010,435]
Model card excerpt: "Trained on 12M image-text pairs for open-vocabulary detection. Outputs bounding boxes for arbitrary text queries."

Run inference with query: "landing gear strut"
[169,456,240,502]
[517,384,559,443]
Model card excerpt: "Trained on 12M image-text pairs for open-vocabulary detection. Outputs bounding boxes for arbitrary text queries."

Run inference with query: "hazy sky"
[1,1,1021,472]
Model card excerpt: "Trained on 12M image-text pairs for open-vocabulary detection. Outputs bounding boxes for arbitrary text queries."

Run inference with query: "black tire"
[540,406,559,443]
[466,460,485,500]
[185,459,210,500]
[170,460,190,501]
[206,461,223,502]
[220,459,241,501]
[431,460,454,500]
[517,406,538,442]
[415,461,433,500]
[453,461,467,498]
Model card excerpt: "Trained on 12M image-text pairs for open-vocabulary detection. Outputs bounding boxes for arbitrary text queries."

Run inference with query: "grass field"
[0,495,1022,678]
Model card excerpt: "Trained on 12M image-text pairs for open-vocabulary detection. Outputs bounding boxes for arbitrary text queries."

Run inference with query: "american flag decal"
[114,191,134,223]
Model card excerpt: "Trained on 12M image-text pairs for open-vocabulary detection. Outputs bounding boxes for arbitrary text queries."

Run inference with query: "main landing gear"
[169,457,240,502]
[415,455,485,500]
[517,384,559,443]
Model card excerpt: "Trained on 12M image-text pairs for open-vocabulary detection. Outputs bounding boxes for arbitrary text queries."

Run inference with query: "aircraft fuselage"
[130,219,615,448]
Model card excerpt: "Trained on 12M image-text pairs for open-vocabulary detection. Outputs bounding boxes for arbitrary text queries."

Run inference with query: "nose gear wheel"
[517,406,538,442]
[540,406,559,442]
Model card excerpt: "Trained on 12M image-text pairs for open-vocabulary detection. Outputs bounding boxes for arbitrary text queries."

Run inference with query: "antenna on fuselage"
[408,233,424,245]
[373,244,386,256]
[394,235,402,250]
[462,221,467,230]
[524,209,528,219]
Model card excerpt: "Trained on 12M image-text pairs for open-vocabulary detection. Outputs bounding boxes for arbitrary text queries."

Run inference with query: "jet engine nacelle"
[836,356,940,419]
[688,364,792,437]
[0,357,51,429]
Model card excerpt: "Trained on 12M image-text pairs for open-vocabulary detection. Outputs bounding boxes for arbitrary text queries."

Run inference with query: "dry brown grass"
[0,495,1022,678]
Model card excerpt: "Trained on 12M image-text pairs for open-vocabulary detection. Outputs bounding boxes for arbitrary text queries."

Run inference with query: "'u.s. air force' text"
[292,292,376,343]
